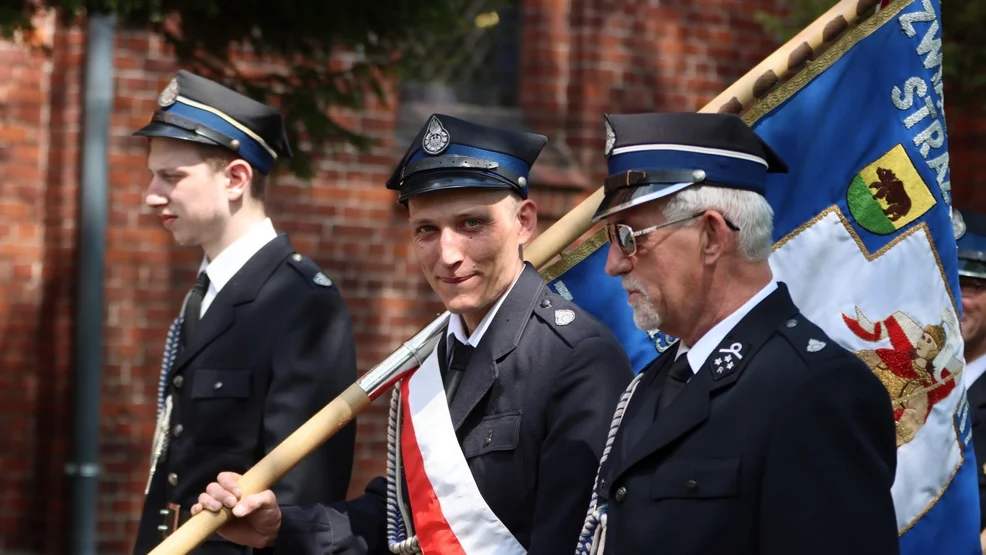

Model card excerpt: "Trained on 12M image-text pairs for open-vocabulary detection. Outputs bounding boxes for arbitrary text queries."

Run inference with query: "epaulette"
[285,252,334,289]
[532,288,587,347]
[777,313,842,364]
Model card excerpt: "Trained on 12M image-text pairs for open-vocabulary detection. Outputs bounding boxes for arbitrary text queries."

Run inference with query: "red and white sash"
[399,347,527,555]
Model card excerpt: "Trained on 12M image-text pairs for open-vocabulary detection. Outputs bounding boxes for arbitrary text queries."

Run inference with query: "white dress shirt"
[445,268,524,358]
[677,280,779,374]
[964,353,986,391]
[196,218,278,317]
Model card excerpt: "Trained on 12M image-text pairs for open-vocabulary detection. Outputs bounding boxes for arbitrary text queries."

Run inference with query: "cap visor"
[959,258,986,280]
[591,181,695,223]
[132,121,225,148]
[399,173,521,203]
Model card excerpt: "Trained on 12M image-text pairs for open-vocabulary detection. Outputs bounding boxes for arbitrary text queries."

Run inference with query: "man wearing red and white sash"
[192,114,634,555]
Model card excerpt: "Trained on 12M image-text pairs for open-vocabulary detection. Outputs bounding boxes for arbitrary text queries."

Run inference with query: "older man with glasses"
[575,112,899,555]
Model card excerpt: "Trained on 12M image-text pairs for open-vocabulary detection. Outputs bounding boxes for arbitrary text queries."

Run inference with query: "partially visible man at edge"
[189,113,634,555]
[952,209,986,551]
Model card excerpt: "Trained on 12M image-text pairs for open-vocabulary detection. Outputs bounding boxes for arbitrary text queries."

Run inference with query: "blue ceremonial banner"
[750,0,978,551]
[539,0,980,551]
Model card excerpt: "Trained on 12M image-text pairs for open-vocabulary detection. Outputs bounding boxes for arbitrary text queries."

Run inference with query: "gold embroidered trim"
[742,0,912,126]
[538,228,610,283]
[772,205,959,314]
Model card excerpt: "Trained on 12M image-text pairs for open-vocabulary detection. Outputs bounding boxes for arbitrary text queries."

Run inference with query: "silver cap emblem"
[953,209,967,240]
[422,115,450,155]
[158,77,179,107]
[604,117,616,157]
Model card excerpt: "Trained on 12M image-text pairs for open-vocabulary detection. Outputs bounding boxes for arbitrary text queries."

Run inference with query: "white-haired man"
[575,112,900,555]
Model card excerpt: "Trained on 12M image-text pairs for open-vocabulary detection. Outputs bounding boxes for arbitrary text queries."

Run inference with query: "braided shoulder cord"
[574,371,646,555]
[387,384,422,555]
[156,315,183,416]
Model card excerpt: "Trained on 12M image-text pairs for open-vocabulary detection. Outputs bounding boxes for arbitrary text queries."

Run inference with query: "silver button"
[292,253,302,261]
[173,375,184,388]
[172,424,183,438]
[786,319,798,328]
[167,472,178,486]
[614,486,627,503]
[213,381,223,390]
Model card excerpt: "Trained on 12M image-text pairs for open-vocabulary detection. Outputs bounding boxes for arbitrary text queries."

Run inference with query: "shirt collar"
[965,353,986,390]
[682,280,778,374]
[446,267,524,351]
[198,218,277,293]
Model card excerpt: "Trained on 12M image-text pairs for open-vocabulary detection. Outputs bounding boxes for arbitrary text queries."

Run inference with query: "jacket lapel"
[613,355,713,479]
[610,344,679,464]
[449,264,542,431]
[609,283,801,482]
[172,234,294,372]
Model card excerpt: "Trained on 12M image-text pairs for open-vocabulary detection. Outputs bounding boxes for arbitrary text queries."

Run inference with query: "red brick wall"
[0,1,981,553]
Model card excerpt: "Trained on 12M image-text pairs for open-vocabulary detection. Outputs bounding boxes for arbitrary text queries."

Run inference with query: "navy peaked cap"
[955,209,986,279]
[592,112,788,222]
[133,70,292,174]
[385,114,547,204]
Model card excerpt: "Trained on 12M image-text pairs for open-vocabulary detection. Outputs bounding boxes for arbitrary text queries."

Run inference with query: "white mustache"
[622,275,646,296]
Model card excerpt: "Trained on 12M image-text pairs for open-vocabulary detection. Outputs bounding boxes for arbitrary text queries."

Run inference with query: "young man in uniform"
[190,114,634,555]
[577,112,899,555]
[132,70,358,555]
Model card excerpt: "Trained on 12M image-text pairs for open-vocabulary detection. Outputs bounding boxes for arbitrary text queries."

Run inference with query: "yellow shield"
[846,144,936,235]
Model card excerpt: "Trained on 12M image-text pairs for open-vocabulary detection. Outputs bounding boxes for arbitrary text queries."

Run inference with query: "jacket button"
[540,298,552,308]
[213,381,223,390]
[685,479,698,492]
[172,424,183,438]
[614,486,627,503]
[167,473,178,487]
[172,375,183,388]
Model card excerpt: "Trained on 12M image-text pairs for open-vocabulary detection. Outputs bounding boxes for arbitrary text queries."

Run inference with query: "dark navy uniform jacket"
[600,283,900,555]
[272,263,634,555]
[964,358,986,530]
[134,235,358,555]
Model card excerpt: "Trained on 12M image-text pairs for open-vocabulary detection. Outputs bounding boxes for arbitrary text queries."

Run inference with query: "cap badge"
[953,209,967,240]
[422,115,450,155]
[604,117,616,157]
[158,77,179,107]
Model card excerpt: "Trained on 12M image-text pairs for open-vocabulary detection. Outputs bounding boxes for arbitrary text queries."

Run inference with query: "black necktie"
[658,354,693,411]
[443,338,474,405]
[181,272,209,348]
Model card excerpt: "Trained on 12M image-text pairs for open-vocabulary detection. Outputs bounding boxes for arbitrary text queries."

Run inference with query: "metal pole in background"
[68,11,116,555]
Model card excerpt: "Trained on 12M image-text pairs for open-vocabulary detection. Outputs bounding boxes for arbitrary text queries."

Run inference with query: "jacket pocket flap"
[191,369,251,399]
[462,411,522,458]
[651,458,739,499]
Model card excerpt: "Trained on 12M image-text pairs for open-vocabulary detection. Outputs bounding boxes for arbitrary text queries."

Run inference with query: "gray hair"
[662,185,774,261]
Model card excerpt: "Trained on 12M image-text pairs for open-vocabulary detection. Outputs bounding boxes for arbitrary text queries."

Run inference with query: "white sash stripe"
[405,348,527,555]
